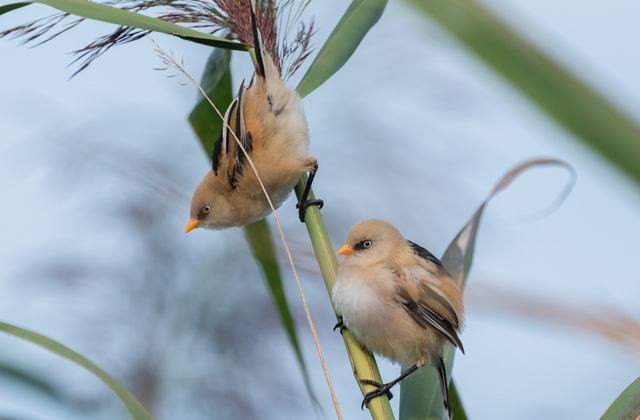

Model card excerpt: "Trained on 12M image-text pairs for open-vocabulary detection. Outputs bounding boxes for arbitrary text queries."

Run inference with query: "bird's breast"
[333,276,386,332]
[333,274,403,349]
[333,267,440,365]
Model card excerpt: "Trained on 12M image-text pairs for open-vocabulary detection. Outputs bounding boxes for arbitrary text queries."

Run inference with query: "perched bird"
[185,0,322,233]
[332,219,464,419]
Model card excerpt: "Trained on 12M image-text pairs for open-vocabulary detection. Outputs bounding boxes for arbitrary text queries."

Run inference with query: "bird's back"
[238,59,313,201]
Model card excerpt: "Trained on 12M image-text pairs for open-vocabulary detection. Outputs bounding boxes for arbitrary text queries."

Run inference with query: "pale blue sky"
[1,1,640,419]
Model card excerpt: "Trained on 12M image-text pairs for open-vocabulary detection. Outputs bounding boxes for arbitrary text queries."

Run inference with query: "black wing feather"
[211,131,223,174]
[409,300,464,353]
[408,240,446,272]
[396,286,464,353]
[419,283,460,328]
[222,97,238,157]
[221,81,252,189]
[233,79,247,179]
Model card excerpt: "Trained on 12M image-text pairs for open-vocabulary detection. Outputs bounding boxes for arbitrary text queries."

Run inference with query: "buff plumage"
[333,219,464,418]
[186,0,321,232]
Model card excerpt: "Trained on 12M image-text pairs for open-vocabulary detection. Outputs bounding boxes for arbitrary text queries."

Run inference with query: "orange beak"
[336,245,354,255]
[185,219,201,233]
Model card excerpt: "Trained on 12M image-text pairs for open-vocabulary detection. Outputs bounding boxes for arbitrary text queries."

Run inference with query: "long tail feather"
[437,356,453,420]
[249,0,267,78]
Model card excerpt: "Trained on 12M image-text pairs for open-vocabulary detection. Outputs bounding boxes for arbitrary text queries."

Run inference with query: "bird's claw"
[359,379,394,409]
[296,198,324,222]
[333,316,346,335]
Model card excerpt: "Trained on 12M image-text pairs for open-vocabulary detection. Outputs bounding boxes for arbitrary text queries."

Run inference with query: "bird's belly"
[239,183,294,223]
[334,278,440,366]
[264,182,296,209]
[334,280,422,365]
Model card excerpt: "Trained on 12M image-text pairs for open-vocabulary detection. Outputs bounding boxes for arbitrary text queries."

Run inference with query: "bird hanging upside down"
[186,0,322,233]
[333,219,465,419]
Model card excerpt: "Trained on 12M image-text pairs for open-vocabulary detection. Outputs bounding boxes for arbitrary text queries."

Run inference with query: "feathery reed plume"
[1,0,314,78]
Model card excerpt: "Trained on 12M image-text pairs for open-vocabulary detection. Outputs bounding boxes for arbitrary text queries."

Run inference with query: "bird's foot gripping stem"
[296,162,323,223]
[359,364,420,410]
[359,379,394,409]
[333,315,346,335]
[296,198,323,223]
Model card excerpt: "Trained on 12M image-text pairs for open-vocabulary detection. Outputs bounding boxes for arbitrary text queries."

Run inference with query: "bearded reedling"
[186,0,321,232]
[333,219,465,419]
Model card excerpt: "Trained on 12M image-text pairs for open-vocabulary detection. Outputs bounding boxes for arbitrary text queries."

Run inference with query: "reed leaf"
[399,159,573,419]
[408,0,640,188]
[600,375,640,420]
[188,48,233,158]
[296,0,387,98]
[186,47,320,408]
[0,0,246,50]
[0,322,152,420]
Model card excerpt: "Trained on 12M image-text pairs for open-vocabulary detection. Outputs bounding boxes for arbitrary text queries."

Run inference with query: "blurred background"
[1,0,640,419]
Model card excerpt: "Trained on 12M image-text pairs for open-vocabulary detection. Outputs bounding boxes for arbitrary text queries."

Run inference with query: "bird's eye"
[363,240,372,248]
[203,205,211,213]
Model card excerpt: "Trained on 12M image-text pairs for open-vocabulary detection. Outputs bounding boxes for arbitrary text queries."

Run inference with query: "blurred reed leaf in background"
[0,322,152,420]
[407,0,640,188]
[600,376,640,420]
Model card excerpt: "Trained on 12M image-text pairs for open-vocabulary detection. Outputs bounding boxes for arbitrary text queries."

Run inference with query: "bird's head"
[185,171,232,232]
[336,219,404,265]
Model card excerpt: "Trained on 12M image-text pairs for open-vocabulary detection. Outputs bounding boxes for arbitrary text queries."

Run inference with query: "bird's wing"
[221,80,253,189]
[394,269,465,353]
[408,240,446,272]
[405,240,460,325]
[212,0,268,189]
[417,280,460,329]
[211,131,223,175]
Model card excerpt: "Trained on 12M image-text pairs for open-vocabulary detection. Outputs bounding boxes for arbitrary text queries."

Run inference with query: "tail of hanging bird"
[249,0,281,84]
[215,0,278,190]
[250,0,267,78]
[249,0,323,223]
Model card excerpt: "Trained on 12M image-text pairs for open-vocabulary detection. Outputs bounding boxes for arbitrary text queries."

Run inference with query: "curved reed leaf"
[243,219,321,409]
[186,47,319,408]
[448,380,469,420]
[399,159,574,419]
[296,0,387,99]
[0,322,152,420]
[600,375,640,420]
[0,0,247,50]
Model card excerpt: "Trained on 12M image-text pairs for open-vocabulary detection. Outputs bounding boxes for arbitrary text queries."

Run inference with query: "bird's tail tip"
[249,0,266,78]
